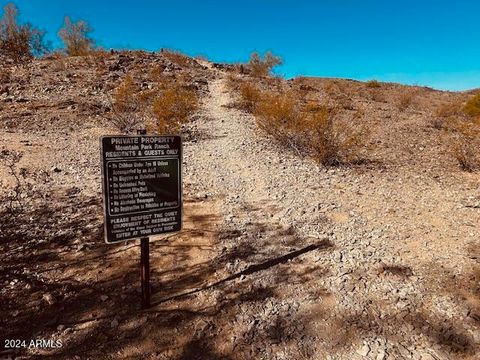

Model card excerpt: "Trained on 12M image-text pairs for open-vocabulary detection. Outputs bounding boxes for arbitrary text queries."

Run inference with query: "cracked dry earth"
[2,71,480,360]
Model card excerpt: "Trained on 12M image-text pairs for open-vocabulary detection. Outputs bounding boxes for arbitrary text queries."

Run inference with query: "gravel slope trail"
[180,74,480,359]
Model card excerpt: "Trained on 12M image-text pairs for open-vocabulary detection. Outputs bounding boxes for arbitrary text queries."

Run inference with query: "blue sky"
[2,0,480,91]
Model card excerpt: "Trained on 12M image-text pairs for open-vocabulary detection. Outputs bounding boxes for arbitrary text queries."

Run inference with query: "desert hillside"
[1,51,479,360]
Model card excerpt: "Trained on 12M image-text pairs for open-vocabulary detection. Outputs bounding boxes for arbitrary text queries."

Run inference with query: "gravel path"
[181,75,480,359]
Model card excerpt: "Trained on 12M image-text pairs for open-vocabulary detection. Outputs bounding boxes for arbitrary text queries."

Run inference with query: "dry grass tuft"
[238,81,262,112]
[365,80,381,88]
[397,90,416,111]
[162,50,192,68]
[433,102,463,129]
[434,99,480,171]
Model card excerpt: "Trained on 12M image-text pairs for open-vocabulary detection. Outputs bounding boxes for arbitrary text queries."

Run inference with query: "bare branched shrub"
[153,84,198,134]
[0,148,25,212]
[0,3,48,62]
[248,51,282,77]
[58,16,94,56]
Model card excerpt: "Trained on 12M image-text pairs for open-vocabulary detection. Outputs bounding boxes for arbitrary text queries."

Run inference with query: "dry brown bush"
[248,51,282,77]
[108,74,146,132]
[58,16,94,56]
[247,87,369,165]
[300,105,368,165]
[152,84,198,134]
[0,3,48,62]
[433,102,463,129]
[366,80,381,88]
[449,118,480,171]
[397,90,416,111]
[238,81,262,112]
[464,93,480,118]
[432,100,480,170]
[149,65,165,82]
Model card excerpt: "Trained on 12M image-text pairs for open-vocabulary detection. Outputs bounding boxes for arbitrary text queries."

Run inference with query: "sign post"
[100,134,182,309]
[140,236,150,308]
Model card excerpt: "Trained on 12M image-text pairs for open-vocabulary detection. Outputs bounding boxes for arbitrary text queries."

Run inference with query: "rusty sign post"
[100,134,182,309]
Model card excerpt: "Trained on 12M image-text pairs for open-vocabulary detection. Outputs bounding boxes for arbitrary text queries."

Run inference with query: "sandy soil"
[1,64,479,359]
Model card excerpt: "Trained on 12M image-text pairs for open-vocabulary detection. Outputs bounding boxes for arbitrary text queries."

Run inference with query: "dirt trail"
[180,74,480,359]
[2,71,479,360]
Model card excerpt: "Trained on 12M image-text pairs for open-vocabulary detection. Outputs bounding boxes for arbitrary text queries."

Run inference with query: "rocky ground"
[0,53,479,359]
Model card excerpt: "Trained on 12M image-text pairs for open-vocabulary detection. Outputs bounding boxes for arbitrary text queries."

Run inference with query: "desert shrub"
[366,80,381,88]
[254,91,298,130]
[238,81,262,111]
[464,93,480,118]
[114,74,138,111]
[248,51,282,77]
[0,148,25,212]
[252,89,368,165]
[0,3,48,62]
[108,74,146,132]
[152,84,198,133]
[58,16,94,56]
[433,102,462,129]
[397,90,415,111]
[301,105,368,165]
[449,117,480,171]
[433,100,480,170]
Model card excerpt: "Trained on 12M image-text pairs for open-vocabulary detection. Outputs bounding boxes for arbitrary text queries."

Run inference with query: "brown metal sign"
[101,135,182,244]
